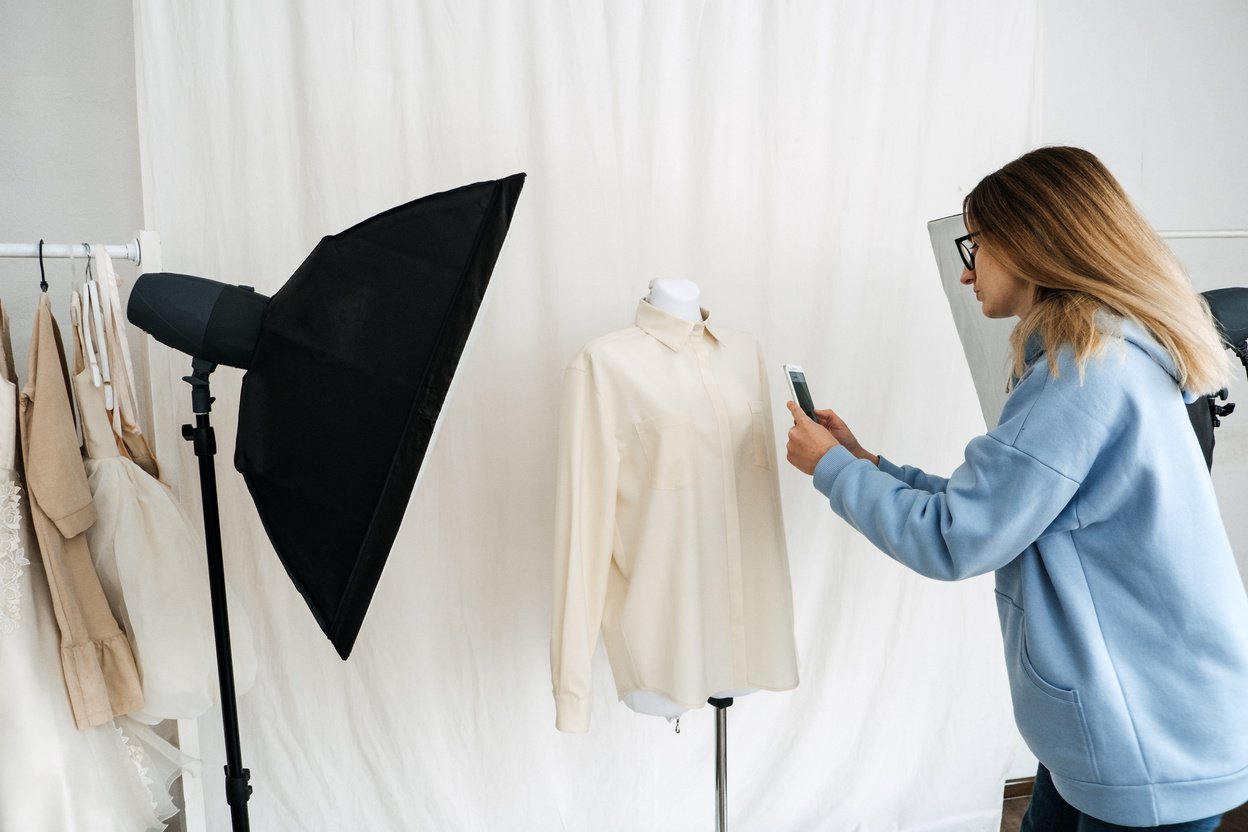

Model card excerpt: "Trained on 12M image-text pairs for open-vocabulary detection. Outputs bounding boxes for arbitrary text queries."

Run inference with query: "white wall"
[0,0,146,376]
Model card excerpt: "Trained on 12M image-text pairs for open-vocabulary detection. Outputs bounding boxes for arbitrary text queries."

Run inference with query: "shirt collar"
[634,299,720,351]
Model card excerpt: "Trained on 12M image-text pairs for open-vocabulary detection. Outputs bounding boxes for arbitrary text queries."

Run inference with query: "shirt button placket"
[692,332,748,682]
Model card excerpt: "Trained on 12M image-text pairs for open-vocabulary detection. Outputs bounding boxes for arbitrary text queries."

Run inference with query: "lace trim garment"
[0,479,30,633]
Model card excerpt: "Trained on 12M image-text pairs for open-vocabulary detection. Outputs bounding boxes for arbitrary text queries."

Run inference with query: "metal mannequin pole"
[708,697,733,832]
[183,358,252,831]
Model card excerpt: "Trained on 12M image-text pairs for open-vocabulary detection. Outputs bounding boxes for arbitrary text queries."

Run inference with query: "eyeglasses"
[955,233,978,271]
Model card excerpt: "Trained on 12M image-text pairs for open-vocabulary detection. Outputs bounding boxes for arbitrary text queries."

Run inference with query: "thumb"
[786,401,808,422]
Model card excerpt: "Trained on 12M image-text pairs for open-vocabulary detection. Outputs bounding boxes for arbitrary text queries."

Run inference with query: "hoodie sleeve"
[812,365,1113,580]
[876,455,950,494]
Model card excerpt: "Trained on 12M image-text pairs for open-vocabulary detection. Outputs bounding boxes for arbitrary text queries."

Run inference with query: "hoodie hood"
[1022,310,1197,403]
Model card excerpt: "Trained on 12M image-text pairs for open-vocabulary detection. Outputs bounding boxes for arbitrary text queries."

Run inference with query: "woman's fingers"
[813,409,841,431]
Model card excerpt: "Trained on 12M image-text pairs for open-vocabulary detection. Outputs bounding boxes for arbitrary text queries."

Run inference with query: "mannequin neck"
[646,279,702,323]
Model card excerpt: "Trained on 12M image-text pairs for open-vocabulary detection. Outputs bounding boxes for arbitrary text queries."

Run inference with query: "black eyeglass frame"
[955,232,978,271]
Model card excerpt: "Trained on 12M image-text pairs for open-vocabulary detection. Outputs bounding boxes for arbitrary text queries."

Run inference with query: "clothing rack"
[0,231,208,832]
[0,240,142,263]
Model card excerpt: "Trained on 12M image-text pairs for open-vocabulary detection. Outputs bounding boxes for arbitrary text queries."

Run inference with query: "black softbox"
[234,174,525,658]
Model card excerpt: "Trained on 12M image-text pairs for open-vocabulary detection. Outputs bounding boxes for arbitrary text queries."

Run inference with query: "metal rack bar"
[0,240,142,263]
[1158,230,1248,239]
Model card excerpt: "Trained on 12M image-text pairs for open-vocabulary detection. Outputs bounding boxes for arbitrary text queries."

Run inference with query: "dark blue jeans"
[1019,765,1222,831]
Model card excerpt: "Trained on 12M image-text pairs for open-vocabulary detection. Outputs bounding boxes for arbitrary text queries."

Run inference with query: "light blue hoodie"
[812,316,1248,826]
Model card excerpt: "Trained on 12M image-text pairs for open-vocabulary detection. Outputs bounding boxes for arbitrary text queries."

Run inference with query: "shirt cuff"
[555,692,590,733]
[812,444,857,496]
[53,501,97,539]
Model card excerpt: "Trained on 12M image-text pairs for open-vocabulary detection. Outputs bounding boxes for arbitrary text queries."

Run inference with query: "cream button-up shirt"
[552,300,798,732]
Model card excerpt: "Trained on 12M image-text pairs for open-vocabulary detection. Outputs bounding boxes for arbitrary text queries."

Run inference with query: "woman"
[786,146,1248,831]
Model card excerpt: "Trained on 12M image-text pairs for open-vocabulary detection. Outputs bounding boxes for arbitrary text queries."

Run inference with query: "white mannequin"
[628,278,759,722]
[644,277,702,323]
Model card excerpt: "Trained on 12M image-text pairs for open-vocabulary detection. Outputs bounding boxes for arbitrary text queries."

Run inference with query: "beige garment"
[551,300,798,732]
[18,293,143,728]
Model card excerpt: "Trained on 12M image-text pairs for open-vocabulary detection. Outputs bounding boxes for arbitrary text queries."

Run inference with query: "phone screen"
[789,371,816,421]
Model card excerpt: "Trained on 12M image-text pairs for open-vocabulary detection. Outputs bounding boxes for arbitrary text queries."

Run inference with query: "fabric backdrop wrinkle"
[133,1,1038,829]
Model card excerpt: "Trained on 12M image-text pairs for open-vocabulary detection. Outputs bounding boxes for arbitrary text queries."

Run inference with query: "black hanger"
[39,239,48,292]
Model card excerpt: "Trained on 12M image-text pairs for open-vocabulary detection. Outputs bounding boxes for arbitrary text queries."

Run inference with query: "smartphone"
[784,364,817,422]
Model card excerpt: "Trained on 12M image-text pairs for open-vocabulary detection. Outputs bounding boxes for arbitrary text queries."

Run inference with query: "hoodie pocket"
[996,592,1100,783]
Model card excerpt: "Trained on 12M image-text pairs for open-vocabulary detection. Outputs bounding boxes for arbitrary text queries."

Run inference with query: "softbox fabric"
[235,175,525,658]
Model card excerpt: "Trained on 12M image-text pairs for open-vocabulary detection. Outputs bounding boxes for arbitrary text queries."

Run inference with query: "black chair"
[1187,287,1248,469]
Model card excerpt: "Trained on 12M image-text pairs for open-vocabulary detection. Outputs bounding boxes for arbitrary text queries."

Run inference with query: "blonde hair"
[964,146,1231,394]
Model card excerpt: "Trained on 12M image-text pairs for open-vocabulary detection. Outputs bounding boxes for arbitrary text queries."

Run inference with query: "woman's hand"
[812,407,878,466]
[785,402,839,475]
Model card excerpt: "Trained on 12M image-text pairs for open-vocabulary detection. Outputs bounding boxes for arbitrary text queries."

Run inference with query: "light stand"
[182,357,252,831]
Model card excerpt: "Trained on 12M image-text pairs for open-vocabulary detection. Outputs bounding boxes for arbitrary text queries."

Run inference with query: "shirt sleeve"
[24,306,96,538]
[551,365,618,732]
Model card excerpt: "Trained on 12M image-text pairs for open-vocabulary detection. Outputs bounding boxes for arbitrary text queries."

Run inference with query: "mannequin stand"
[708,696,733,832]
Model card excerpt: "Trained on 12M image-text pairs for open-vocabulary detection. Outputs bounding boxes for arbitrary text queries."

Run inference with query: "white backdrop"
[133,2,1039,829]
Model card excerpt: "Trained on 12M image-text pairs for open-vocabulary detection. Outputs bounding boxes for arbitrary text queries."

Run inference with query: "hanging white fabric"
[133,1,1040,829]
[90,245,152,462]
[83,247,116,412]
[69,249,102,392]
